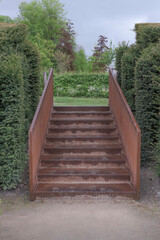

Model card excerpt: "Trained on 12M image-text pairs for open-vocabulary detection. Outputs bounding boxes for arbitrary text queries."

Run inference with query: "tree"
[56,20,76,71]
[16,0,77,72]
[89,35,115,72]
[0,15,14,23]
[16,0,67,70]
[74,47,89,72]
[17,0,66,42]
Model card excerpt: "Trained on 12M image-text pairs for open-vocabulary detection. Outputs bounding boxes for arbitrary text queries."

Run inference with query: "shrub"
[54,72,109,98]
[135,43,160,163]
[0,54,26,189]
[121,44,140,112]
[135,23,160,49]
[0,23,41,189]
[155,125,160,176]
[115,41,129,86]
[18,41,41,127]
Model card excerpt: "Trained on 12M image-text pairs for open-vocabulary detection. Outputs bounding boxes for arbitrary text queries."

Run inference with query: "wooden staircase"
[34,106,137,199]
[29,69,141,200]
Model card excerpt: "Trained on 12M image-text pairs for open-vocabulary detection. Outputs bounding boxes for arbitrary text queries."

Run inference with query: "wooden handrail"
[109,68,141,198]
[29,69,53,200]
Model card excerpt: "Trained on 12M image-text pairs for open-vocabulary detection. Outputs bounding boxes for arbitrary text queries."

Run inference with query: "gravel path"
[0,167,160,240]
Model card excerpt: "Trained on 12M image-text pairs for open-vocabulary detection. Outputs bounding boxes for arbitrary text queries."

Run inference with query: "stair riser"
[48,129,117,135]
[43,148,122,155]
[41,162,125,168]
[53,106,110,112]
[49,120,114,127]
[45,138,119,146]
[38,175,130,183]
[52,114,112,119]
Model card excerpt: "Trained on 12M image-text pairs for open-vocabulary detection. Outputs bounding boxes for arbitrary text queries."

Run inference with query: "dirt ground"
[0,167,160,240]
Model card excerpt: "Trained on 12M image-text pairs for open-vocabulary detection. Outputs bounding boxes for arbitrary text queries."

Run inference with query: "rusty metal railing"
[109,68,141,198]
[29,69,53,200]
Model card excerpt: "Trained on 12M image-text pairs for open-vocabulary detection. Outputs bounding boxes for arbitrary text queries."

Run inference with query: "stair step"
[53,106,110,112]
[38,167,130,182]
[49,119,114,126]
[48,126,117,135]
[45,135,119,145]
[34,183,136,199]
[41,156,126,167]
[43,144,122,155]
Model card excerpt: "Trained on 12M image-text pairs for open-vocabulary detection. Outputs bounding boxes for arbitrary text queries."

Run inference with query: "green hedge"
[53,73,109,98]
[154,125,160,176]
[115,41,129,86]
[0,23,27,50]
[121,44,140,112]
[18,41,40,128]
[135,23,160,49]
[0,23,41,189]
[0,54,26,189]
[135,43,160,163]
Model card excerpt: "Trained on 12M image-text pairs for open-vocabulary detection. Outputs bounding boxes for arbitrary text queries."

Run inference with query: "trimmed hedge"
[135,23,160,49]
[155,125,160,176]
[121,44,140,112]
[135,43,160,163]
[18,41,41,127]
[0,23,41,189]
[115,41,128,86]
[0,54,26,189]
[53,73,109,98]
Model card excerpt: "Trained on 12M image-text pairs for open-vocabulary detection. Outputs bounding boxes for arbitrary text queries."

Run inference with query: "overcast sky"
[0,0,160,56]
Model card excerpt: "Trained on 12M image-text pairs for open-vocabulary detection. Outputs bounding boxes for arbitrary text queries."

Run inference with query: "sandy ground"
[0,167,160,240]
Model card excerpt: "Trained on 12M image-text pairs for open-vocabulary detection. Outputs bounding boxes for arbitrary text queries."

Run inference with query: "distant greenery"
[54,97,108,106]
[54,72,109,98]
[0,1,115,73]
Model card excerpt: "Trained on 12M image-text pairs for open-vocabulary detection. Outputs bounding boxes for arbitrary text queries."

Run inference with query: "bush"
[0,54,26,189]
[54,73,109,98]
[18,41,41,127]
[121,44,140,112]
[135,23,160,49]
[115,41,129,86]
[0,23,41,189]
[135,43,160,163]
[155,125,160,176]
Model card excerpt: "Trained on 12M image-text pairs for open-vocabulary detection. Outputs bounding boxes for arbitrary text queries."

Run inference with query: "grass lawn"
[54,96,108,106]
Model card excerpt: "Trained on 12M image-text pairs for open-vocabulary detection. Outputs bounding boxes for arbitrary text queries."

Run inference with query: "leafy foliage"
[155,125,160,176]
[74,48,89,72]
[16,0,77,71]
[0,23,41,189]
[135,23,160,49]
[0,15,14,23]
[0,54,26,189]
[135,43,160,163]
[56,20,76,71]
[115,41,129,86]
[121,44,140,112]
[89,35,115,72]
[54,72,109,98]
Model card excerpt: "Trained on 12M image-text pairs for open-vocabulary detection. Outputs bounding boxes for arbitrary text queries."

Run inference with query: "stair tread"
[44,144,122,149]
[35,182,135,193]
[46,135,119,139]
[49,125,116,129]
[41,155,125,160]
[50,118,113,122]
[38,168,130,176]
